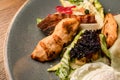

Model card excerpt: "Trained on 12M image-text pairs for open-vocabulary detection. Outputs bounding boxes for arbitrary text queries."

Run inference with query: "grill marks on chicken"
[37,13,96,35]
[31,18,79,62]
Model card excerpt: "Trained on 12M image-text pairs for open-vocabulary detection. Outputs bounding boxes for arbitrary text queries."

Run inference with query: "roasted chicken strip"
[31,18,79,62]
[38,13,96,35]
[102,13,118,47]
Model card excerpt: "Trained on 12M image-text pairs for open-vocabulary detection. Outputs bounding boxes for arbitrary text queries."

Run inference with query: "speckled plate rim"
[4,0,29,80]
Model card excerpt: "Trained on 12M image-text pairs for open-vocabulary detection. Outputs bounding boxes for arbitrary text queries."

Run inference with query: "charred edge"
[53,35,63,46]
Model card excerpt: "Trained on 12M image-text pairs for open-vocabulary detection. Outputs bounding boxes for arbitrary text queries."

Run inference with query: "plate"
[5,0,120,80]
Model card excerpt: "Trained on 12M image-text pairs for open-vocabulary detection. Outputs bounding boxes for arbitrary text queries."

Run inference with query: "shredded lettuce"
[99,34,111,59]
[94,0,104,19]
[90,0,104,20]
[81,0,104,28]
[62,0,104,28]
[68,0,83,5]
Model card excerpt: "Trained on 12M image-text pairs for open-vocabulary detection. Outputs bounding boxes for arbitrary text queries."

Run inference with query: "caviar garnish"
[70,30,101,59]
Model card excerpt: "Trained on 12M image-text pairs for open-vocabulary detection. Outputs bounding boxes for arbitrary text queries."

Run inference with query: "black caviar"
[70,30,101,59]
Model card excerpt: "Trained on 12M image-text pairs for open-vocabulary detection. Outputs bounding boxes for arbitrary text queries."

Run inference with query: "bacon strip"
[37,13,96,35]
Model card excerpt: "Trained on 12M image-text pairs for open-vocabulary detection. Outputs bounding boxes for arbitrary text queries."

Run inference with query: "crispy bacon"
[37,13,96,35]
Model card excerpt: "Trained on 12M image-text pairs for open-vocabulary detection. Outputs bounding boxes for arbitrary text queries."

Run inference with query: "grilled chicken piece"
[38,13,96,35]
[102,13,118,47]
[31,18,79,62]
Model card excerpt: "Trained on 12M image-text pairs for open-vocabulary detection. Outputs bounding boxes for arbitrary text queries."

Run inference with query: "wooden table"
[0,0,27,79]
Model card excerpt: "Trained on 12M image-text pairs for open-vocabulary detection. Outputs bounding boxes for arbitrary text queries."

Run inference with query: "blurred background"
[0,0,26,80]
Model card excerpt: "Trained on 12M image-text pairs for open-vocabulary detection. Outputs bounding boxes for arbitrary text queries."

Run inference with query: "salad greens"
[68,0,83,5]
[99,34,111,59]
[90,0,104,19]
[67,0,104,28]
[83,0,104,28]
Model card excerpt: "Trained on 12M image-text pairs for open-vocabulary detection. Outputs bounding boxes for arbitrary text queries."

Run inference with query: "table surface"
[0,0,27,79]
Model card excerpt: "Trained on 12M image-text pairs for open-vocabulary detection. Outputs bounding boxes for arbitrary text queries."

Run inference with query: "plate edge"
[3,0,29,80]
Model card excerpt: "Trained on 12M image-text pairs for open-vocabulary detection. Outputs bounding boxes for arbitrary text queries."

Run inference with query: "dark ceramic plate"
[5,0,120,80]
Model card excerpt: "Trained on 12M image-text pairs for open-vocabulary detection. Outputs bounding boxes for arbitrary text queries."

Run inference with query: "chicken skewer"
[31,18,80,62]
